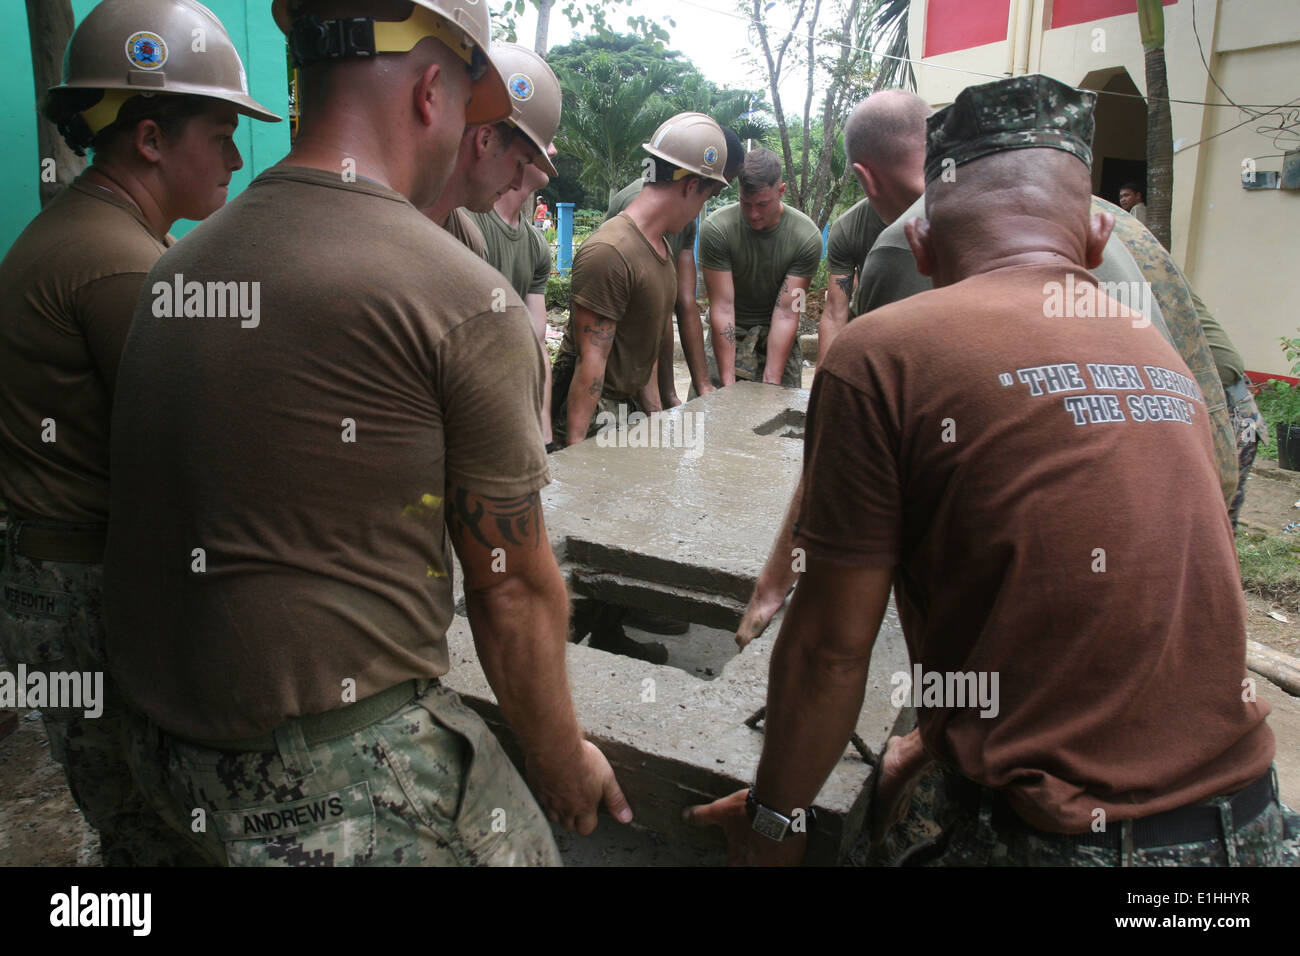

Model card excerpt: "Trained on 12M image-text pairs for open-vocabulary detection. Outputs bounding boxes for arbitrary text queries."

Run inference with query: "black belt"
[958,770,1274,851]
[8,518,106,563]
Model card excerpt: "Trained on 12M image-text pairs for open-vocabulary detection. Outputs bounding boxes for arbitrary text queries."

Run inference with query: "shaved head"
[843,90,931,169]
[909,148,1112,287]
[286,0,474,208]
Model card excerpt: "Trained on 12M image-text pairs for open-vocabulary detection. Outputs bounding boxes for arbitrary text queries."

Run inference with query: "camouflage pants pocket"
[412,684,561,867]
[0,580,74,669]
[213,783,377,867]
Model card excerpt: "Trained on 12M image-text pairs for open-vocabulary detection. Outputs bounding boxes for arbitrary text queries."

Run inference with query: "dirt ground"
[3,354,1298,867]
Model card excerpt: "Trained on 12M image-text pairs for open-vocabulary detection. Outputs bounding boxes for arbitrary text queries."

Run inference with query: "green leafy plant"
[1264,381,1300,429]
[545,273,571,312]
[1281,331,1300,377]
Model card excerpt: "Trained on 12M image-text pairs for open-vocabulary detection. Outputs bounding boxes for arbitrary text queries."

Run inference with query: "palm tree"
[865,0,914,92]
[1138,0,1173,248]
[554,56,680,205]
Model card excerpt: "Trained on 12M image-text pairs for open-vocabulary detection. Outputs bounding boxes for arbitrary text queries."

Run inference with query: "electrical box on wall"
[1282,150,1300,190]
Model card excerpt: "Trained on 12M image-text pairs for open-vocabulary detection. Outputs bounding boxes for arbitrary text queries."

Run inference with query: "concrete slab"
[542,383,808,600]
[441,608,910,865]
[443,385,911,864]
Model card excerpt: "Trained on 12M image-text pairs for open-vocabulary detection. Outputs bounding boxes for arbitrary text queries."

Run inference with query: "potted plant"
[1270,331,1300,471]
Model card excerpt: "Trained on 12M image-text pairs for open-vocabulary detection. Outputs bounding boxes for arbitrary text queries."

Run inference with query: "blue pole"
[821,221,829,258]
[558,202,575,274]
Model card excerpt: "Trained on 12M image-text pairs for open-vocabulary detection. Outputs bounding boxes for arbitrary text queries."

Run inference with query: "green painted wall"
[1,1,291,252]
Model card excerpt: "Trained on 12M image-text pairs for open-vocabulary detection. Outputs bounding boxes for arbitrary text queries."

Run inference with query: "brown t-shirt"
[795,262,1273,833]
[105,166,548,740]
[0,178,170,523]
[560,213,676,399]
[444,206,488,260]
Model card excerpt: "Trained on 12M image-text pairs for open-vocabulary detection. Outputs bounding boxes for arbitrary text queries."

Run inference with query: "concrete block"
[441,384,912,864]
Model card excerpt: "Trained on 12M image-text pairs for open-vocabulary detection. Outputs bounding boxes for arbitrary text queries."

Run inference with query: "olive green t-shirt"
[825,198,886,278]
[698,202,823,328]
[1188,286,1246,387]
[444,206,488,260]
[605,178,698,261]
[561,213,676,399]
[469,208,552,299]
[105,166,548,741]
[0,176,170,523]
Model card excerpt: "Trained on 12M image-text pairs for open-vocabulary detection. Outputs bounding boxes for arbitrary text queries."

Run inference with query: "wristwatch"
[745,789,817,841]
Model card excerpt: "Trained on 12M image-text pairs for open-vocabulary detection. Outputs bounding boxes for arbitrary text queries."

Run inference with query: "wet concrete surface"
[443,383,911,863]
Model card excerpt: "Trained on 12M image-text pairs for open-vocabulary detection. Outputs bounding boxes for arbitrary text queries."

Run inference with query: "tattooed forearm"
[722,322,736,344]
[581,317,616,344]
[835,274,853,299]
[447,487,543,551]
[587,377,604,398]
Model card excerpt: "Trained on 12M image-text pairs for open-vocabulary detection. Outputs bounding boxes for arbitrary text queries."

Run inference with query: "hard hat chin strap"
[81,89,137,136]
[288,6,482,78]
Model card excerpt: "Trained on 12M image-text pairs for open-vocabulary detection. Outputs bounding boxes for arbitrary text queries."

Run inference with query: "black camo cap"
[924,74,1096,184]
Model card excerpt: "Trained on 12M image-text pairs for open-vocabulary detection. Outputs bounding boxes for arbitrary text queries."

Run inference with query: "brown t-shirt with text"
[105,166,548,740]
[795,262,1273,832]
[0,178,170,522]
[560,213,676,399]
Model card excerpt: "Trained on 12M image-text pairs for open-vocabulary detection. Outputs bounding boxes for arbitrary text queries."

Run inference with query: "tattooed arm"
[446,484,631,833]
[565,304,616,446]
[703,268,738,386]
[822,271,854,364]
[764,275,810,386]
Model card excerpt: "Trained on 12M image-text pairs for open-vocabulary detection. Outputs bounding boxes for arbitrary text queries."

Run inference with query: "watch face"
[752,808,790,842]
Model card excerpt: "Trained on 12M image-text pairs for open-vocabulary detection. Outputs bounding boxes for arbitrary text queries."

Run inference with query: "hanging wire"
[674,0,1300,112]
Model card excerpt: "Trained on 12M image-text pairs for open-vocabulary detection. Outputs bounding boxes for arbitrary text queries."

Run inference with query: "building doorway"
[1081,68,1147,207]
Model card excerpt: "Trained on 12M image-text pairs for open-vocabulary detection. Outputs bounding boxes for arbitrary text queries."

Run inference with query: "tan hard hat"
[50,0,280,135]
[642,112,728,186]
[489,43,560,179]
[272,0,509,126]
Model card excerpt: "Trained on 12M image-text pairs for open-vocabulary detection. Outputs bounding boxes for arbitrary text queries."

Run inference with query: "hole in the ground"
[752,407,806,439]
[573,603,736,681]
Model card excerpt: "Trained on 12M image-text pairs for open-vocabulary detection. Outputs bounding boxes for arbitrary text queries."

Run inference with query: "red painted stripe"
[1051,0,1178,31]
[924,0,1011,57]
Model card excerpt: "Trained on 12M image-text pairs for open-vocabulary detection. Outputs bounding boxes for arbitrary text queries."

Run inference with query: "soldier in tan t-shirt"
[422,43,560,257]
[553,113,730,448]
[104,0,629,868]
[0,0,279,866]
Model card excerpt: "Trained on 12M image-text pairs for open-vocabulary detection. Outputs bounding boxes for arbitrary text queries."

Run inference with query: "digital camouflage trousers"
[0,538,203,865]
[122,679,562,867]
[853,761,1299,867]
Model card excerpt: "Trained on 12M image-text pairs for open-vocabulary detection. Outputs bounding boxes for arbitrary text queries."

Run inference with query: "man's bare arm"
[763,275,810,385]
[525,292,553,445]
[821,272,854,364]
[675,248,712,397]
[565,304,615,446]
[703,268,738,386]
[736,472,804,648]
[447,485,631,833]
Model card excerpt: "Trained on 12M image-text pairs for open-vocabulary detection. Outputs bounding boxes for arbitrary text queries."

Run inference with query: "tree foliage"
[492,0,673,53]
[547,33,770,206]
[741,0,889,228]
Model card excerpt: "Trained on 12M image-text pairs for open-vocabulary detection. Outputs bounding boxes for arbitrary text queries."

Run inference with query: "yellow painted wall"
[908,0,1299,374]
